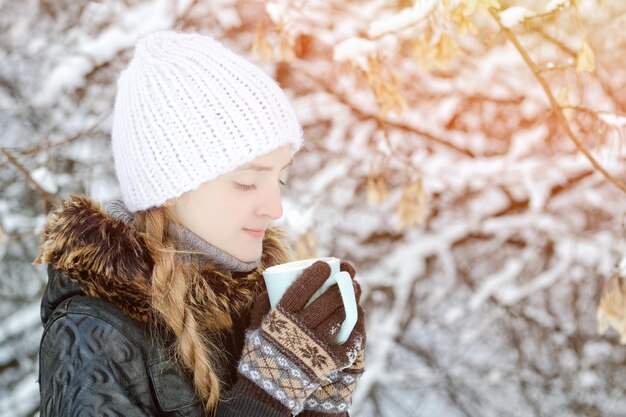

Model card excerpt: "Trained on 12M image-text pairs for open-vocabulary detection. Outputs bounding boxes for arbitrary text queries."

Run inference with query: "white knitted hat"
[111,30,304,212]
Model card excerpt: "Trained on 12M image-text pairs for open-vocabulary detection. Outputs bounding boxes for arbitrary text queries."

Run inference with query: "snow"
[469,258,524,310]
[0,371,39,417]
[175,0,196,16]
[333,37,378,69]
[3,0,626,416]
[308,159,351,195]
[31,167,58,194]
[507,123,549,160]
[282,198,315,235]
[2,213,36,234]
[367,0,436,38]
[0,304,40,342]
[578,370,600,388]
[545,0,569,13]
[295,91,351,124]
[499,7,534,28]
[496,240,573,305]
[33,55,92,107]
[265,0,289,23]
[90,173,122,203]
[352,248,420,413]
[34,0,177,106]
[598,112,626,128]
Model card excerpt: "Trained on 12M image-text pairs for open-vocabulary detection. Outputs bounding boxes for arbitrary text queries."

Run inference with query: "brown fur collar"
[33,194,294,329]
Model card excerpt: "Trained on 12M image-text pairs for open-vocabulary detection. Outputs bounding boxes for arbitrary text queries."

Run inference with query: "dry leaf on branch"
[253,22,274,61]
[417,32,462,70]
[597,270,626,344]
[576,39,595,73]
[396,176,428,230]
[556,84,574,121]
[364,55,408,119]
[367,171,389,205]
[450,0,501,34]
[277,21,296,62]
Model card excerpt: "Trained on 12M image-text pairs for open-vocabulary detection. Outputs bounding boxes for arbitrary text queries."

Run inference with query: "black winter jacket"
[35,195,293,417]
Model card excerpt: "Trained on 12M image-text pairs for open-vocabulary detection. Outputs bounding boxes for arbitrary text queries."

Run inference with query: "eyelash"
[234,180,287,191]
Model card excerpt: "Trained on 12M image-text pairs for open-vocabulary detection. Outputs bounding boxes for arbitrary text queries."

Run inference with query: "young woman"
[33,30,366,417]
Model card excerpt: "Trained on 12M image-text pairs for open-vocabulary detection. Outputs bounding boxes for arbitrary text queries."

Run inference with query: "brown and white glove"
[300,261,367,416]
[232,261,366,415]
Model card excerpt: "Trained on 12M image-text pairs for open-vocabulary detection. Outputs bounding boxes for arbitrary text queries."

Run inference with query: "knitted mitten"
[300,261,367,416]
[233,261,365,415]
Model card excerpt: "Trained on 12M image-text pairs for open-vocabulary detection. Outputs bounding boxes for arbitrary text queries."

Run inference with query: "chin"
[238,254,261,263]
[236,248,263,263]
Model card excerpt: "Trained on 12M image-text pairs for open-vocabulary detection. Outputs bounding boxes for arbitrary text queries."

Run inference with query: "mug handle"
[332,271,358,345]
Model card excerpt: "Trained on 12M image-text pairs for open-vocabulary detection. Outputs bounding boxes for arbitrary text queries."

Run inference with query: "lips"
[243,228,266,238]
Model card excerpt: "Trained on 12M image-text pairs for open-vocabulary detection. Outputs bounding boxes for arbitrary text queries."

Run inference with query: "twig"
[565,105,626,120]
[297,67,476,157]
[0,148,60,208]
[13,111,111,157]
[489,8,626,195]
[536,28,577,57]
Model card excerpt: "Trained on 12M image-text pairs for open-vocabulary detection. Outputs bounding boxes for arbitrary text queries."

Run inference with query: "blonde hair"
[133,206,225,414]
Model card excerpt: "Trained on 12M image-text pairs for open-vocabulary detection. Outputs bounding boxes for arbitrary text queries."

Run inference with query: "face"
[166,145,293,262]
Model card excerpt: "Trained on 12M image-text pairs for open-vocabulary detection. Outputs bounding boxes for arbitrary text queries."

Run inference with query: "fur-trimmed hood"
[34,194,294,329]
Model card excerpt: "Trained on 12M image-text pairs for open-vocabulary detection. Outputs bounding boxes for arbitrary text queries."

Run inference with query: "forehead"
[234,146,293,172]
[236,160,293,172]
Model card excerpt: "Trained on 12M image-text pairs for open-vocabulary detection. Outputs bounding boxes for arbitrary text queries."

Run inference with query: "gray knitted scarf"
[105,199,261,273]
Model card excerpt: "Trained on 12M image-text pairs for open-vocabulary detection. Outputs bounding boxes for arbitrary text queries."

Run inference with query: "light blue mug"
[262,257,358,344]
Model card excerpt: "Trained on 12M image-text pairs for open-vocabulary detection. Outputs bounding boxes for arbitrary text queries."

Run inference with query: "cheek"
[214,191,250,226]
[182,186,238,229]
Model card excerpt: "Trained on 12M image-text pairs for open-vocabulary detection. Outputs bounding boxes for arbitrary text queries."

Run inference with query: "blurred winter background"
[1,0,626,416]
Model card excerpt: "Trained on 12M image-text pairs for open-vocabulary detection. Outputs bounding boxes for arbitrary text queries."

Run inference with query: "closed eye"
[233,179,287,192]
[234,182,256,191]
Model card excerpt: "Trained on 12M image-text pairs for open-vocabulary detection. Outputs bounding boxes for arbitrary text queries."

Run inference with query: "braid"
[135,209,224,413]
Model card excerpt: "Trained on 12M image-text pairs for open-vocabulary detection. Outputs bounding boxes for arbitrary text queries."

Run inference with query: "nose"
[256,184,283,220]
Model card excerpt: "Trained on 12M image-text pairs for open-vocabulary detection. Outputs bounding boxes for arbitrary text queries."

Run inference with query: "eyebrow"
[236,159,293,172]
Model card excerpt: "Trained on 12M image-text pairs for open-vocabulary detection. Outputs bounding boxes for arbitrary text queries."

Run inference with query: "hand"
[301,261,367,416]
[235,260,365,415]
